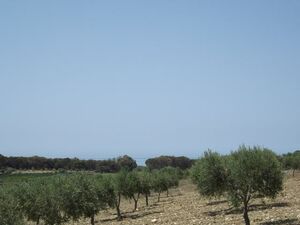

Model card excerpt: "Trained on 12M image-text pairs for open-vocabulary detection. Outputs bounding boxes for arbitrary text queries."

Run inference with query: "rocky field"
[65,172,300,225]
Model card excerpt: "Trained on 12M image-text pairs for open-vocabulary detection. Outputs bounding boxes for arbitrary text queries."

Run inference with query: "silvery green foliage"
[191,150,227,197]
[192,146,283,225]
[0,186,25,225]
[60,173,115,225]
[17,177,68,225]
[226,146,283,206]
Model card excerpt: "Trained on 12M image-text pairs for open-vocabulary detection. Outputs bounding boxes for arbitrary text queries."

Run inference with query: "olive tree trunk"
[116,193,122,220]
[145,194,149,206]
[90,215,95,225]
[133,193,140,211]
[243,199,250,225]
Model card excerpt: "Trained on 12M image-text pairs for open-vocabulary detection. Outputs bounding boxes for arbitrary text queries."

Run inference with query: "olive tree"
[192,146,283,225]
[138,170,153,206]
[0,186,25,225]
[227,146,283,225]
[123,170,141,211]
[152,170,169,202]
[191,150,227,197]
[283,151,300,176]
[291,153,300,176]
[112,170,128,220]
[61,174,114,225]
[14,177,67,225]
[160,167,180,197]
[14,181,44,225]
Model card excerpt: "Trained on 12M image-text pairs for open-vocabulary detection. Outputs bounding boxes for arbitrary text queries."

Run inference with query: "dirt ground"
[67,172,300,225]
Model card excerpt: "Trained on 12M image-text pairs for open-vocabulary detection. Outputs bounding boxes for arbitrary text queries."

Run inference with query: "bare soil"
[62,172,300,225]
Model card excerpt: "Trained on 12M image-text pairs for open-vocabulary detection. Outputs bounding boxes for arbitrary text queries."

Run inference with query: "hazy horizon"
[1,1,299,162]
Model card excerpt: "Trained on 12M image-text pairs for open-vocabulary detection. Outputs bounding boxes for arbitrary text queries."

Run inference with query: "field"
[1,171,299,225]
[66,172,299,225]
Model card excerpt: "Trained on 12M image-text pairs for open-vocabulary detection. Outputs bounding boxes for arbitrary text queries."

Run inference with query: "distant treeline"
[0,154,195,172]
[145,155,194,170]
[2,150,298,173]
[0,155,137,173]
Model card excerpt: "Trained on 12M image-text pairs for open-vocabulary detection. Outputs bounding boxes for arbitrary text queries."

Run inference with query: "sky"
[0,1,299,163]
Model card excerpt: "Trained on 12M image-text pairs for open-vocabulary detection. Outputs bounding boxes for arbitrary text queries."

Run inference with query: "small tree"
[160,167,180,197]
[191,150,227,197]
[112,170,128,220]
[227,146,283,225]
[111,170,142,212]
[117,155,137,171]
[138,170,153,206]
[123,170,141,211]
[192,146,283,225]
[14,181,44,225]
[0,185,25,225]
[14,177,68,225]
[285,151,300,176]
[61,174,114,225]
[39,177,68,225]
[152,170,168,202]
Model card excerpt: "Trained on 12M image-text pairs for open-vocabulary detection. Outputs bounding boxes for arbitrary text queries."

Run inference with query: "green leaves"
[60,173,115,224]
[139,170,153,196]
[192,146,284,225]
[152,167,179,195]
[8,173,116,225]
[0,186,25,225]
[191,150,227,197]
[0,166,183,224]
[226,146,283,201]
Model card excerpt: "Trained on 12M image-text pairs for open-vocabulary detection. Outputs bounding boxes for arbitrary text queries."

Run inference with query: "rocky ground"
[68,172,300,225]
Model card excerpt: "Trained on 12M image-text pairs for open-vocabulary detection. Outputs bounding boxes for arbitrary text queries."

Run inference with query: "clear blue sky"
[0,1,299,163]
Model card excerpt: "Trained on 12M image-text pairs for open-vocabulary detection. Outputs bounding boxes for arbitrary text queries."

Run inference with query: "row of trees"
[145,156,194,170]
[0,154,196,173]
[0,167,181,225]
[279,150,300,176]
[2,151,299,174]
[0,155,137,173]
[191,146,283,225]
